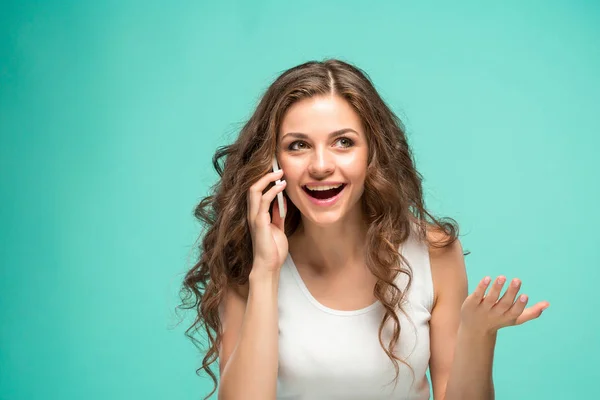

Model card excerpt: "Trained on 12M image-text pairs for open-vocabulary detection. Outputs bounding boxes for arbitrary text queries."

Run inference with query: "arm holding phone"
[218,159,288,400]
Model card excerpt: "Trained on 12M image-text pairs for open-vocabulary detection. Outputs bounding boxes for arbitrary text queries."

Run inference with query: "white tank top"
[276,227,434,399]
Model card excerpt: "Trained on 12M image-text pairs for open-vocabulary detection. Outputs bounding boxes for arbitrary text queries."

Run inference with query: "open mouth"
[302,184,346,200]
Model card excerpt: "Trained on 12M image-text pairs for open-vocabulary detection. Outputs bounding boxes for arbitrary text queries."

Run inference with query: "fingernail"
[519,295,527,302]
[483,276,491,284]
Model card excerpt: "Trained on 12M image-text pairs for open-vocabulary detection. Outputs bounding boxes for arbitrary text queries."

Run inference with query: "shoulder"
[424,222,461,257]
[425,224,468,309]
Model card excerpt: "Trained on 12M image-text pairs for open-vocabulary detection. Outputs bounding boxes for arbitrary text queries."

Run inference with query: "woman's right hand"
[246,169,288,277]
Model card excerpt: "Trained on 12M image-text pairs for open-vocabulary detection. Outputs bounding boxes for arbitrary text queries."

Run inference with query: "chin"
[303,212,344,227]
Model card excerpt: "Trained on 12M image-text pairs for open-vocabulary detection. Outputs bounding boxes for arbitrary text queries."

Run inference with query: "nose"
[307,148,335,177]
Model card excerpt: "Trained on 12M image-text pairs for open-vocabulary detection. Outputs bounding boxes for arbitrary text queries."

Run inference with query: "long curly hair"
[179,59,461,399]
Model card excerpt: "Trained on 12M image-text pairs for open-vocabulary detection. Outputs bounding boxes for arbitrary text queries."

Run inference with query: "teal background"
[1,1,598,399]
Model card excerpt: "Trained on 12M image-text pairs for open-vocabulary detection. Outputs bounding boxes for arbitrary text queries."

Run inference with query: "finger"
[257,180,287,222]
[483,276,506,307]
[247,170,284,220]
[471,276,491,303]
[494,278,521,313]
[515,301,550,325]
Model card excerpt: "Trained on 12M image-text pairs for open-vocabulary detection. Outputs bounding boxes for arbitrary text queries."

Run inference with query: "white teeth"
[304,184,343,191]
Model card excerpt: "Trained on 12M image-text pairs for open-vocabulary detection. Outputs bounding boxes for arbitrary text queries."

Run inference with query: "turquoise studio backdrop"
[1,1,598,399]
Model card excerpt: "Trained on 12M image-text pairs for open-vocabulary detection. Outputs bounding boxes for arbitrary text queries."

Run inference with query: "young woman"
[180,59,550,400]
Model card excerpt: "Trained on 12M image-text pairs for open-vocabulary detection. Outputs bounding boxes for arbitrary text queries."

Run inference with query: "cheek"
[343,156,368,179]
[279,158,302,179]
[341,147,368,165]
[280,166,298,183]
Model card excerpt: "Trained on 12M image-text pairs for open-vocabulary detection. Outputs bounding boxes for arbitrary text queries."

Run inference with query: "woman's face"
[277,95,369,225]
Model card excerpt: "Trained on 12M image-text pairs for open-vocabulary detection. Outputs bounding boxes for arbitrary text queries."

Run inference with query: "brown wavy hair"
[178,59,463,399]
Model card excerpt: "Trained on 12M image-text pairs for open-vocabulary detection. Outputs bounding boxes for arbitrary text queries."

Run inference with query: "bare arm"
[428,233,495,400]
[218,270,280,400]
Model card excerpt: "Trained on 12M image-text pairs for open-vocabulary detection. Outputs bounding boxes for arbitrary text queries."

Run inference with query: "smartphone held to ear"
[272,156,286,219]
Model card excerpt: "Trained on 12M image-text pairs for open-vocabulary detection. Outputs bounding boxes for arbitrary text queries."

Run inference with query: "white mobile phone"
[272,156,285,219]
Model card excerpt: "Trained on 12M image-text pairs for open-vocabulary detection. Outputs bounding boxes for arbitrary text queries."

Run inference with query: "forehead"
[278,95,364,139]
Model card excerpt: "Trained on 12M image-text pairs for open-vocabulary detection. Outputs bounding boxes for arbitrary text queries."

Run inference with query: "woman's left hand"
[460,275,550,335]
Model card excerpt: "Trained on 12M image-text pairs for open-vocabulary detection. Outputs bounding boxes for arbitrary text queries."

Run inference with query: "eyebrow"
[281,128,359,141]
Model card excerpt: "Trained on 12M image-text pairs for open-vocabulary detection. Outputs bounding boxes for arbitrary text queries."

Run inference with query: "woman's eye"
[337,137,354,148]
[288,141,306,151]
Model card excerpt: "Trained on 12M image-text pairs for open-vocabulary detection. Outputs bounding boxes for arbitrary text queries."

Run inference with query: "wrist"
[459,323,498,342]
[249,268,280,286]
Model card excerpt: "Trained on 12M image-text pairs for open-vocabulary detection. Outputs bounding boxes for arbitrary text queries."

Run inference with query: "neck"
[289,207,369,276]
